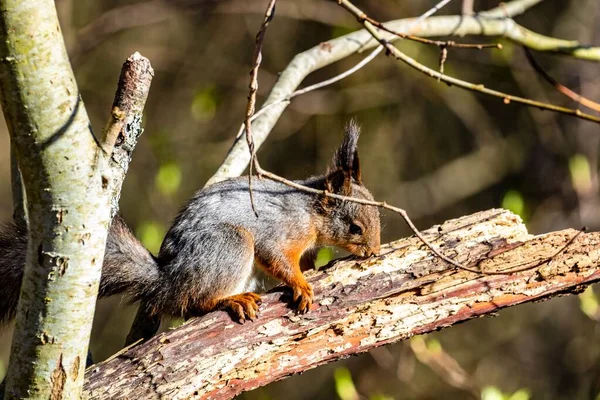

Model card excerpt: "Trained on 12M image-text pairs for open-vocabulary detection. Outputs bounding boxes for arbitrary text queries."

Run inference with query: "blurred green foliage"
[481,386,530,400]
[579,287,599,320]
[136,220,166,254]
[501,190,526,221]
[155,161,182,196]
[569,154,592,194]
[191,86,217,122]
[334,368,359,400]
[315,247,334,268]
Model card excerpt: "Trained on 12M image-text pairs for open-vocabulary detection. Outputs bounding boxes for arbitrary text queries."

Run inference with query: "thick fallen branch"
[83,209,600,399]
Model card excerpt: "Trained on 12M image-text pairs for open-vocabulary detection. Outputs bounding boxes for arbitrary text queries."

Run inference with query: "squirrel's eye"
[349,223,362,235]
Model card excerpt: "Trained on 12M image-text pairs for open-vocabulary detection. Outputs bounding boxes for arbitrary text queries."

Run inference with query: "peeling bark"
[83,209,600,399]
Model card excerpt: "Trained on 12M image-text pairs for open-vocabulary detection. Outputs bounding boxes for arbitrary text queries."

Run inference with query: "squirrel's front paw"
[292,282,314,314]
[218,292,262,323]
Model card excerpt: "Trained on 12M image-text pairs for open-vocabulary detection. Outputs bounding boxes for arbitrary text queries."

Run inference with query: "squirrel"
[0,120,380,325]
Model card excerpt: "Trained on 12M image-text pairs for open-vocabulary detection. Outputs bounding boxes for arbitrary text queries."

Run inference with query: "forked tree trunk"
[0,1,110,398]
[84,209,600,399]
[0,0,152,396]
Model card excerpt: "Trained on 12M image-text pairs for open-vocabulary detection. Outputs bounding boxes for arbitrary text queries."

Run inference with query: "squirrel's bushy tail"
[100,216,161,302]
[0,215,160,325]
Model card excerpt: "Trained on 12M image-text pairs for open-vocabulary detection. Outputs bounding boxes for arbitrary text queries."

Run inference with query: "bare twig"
[335,0,600,124]
[96,53,156,348]
[242,0,277,216]
[238,0,583,277]
[254,166,581,275]
[410,0,454,25]
[362,15,502,50]
[477,0,542,19]
[230,45,384,145]
[227,0,477,145]
[208,0,600,185]
[438,45,448,81]
[462,0,475,16]
[524,48,600,113]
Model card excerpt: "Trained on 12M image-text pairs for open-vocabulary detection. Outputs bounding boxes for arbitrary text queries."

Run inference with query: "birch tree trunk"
[0,1,113,398]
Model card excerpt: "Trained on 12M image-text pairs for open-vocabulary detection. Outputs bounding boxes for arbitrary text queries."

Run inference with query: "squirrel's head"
[316,120,381,257]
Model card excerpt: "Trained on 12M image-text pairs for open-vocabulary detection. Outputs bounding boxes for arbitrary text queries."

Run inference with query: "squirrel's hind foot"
[217,292,262,323]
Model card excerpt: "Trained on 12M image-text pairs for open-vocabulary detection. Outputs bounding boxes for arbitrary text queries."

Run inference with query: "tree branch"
[83,209,600,399]
[523,47,600,113]
[207,0,600,185]
[336,0,600,124]
[0,0,115,396]
[103,52,154,219]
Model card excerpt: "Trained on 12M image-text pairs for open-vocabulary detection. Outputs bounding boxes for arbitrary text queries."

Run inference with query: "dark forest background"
[1,1,600,399]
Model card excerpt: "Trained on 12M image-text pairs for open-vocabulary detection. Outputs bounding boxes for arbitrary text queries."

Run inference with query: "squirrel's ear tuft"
[327,119,362,190]
[337,119,362,183]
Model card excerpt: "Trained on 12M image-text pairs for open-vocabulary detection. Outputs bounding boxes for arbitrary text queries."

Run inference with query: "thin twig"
[362,15,502,50]
[335,0,600,124]
[233,46,383,142]
[209,0,572,186]
[438,45,448,81]
[462,0,475,16]
[524,48,600,113]
[255,167,581,275]
[231,0,457,144]
[243,0,277,216]
[358,12,502,84]
[410,0,454,25]
[238,0,581,276]
[479,227,585,274]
